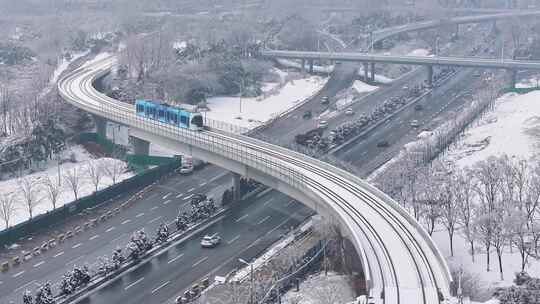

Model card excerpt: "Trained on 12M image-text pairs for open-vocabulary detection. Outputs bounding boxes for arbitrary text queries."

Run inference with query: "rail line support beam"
[93,115,107,139]
[130,136,150,155]
[301,59,306,72]
[370,62,375,82]
[309,59,314,74]
[426,65,434,88]
[363,62,369,82]
[232,172,242,201]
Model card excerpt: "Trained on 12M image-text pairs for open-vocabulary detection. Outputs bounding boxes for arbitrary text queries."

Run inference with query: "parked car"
[345,108,355,115]
[321,96,330,105]
[201,234,221,248]
[318,120,329,129]
[377,140,390,148]
[410,119,420,128]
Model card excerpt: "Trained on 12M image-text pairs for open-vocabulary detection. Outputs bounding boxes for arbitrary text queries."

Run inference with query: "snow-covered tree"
[0,193,16,228]
[102,158,126,184]
[85,161,104,193]
[18,177,42,220]
[455,167,478,262]
[64,167,82,200]
[42,175,62,210]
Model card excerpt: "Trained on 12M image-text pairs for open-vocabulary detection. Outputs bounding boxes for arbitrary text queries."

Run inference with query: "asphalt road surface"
[74,191,312,304]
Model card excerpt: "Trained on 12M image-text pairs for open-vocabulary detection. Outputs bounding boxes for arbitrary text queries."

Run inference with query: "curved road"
[58,56,452,303]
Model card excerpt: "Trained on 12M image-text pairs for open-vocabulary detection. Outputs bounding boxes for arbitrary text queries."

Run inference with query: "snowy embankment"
[335,80,379,111]
[356,67,394,84]
[282,272,355,304]
[1,145,132,231]
[205,68,328,129]
[370,78,540,298]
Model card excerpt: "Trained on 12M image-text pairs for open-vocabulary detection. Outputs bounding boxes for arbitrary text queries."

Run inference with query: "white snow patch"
[282,272,355,304]
[352,80,378,93]
[173,41,187,51]
[0,145,132,231]
[357,68,394,84]
[446,91,540,167]
[515,76,540,89]
[408,48,431,57]
[81,52,111,68]
[205,75,328,129]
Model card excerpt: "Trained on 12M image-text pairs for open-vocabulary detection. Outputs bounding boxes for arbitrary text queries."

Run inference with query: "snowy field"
[282,272,355,304]
[0,145,132,231]
[205,69,328,129]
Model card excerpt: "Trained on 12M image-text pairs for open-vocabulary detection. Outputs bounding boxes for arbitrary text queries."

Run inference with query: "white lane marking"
[89,235,99,241]
[199,182,207,186]
[183,194,194,201]
[187,187,195,193]
[14,280,35,292]
[162,193,171,200]
[150,206,159,211]
[136,213,145,218]
[266,218,291,236]
[263,198,274,206]
[111,233,126,244]
[124,277,144,290]
[208,175,222,183]
[286,200,295,207]
[53,251,65,258]
[106,227,115,232]
[13,271,25,278]
[67,255,85,265]
[257,215,271,225]
[248,238,261,248]
[151,281,170,294]
[121,219,131,225]
[235,214,248,223]
[148,216,163,224]
[33,261,45,268]
[227,235,241,245]
[167,253,185,264]
[72,243,82,249]
[192,256,208,267]
[163,200,171,205]
[176,193,183,198]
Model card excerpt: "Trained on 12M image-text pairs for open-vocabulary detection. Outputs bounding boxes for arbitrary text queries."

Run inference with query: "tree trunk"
[486,244,490,272]
[497,248,504,281]
[470,241,475,263]
[448,230,454,257]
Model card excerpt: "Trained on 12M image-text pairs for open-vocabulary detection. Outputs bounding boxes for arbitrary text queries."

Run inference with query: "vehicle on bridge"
[135,99,204,131]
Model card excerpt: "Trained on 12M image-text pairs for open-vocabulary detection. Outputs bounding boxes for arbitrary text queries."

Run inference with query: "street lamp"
[239,258,254,304]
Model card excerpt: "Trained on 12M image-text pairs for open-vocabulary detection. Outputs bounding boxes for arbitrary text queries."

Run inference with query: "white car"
[179,164,194,174]
[318,120,329,129]
[345,108,355,116]
[410,119,420,128]
[201,234,221,248]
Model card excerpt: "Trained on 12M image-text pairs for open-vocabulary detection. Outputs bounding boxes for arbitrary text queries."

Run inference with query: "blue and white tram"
[135,99,204,131]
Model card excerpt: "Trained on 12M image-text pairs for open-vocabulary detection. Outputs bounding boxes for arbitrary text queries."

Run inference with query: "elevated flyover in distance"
[59,55,453,304]
[261,49,540,88]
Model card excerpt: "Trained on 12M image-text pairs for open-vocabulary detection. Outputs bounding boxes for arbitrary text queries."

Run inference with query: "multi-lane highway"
[57,55,452,303]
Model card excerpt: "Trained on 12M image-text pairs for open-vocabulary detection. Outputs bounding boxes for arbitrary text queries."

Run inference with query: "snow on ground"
[356,68,394,84]
[205,72,328,129]
[277,58,334,74]
[282,272,355,304]
[352,80,378,93]
[81,52,111,68]
[445,90,540,167]
[0,145,132,231]
[515,76,540,89]
[408,48,432,57]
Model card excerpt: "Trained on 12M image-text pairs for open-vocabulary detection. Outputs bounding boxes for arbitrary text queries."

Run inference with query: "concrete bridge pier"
[370,62,375,82]
[93,115,107,139]
[363,62,369,82]
[426,65,434,88]
[309,59,314,73]
[301,59,306,72]
[130,136,150,155]
[454,24,459,39]
[232,172,242,201]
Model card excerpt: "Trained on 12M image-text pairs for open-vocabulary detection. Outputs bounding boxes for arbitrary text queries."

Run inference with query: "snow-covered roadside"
[356,68,394,84]
[0,145,132,231]
[205,71,328,129]
[282,272,355,304]
[335,80,379,111]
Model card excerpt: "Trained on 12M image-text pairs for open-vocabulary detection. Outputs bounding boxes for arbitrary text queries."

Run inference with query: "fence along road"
[59,56,452,304]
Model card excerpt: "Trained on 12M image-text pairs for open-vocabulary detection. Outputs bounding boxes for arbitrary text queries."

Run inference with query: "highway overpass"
[261,50,540,87]
[59,56,453,304]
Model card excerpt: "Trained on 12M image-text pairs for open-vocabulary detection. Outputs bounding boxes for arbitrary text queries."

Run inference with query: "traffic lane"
[77,191,311,304]
[0,169,231,302]
[338,69,477,175]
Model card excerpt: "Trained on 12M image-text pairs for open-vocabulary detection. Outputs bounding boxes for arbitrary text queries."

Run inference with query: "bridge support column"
[130,136,150,155]
[301,59,306,72]
[232,172,242,201]
[363,63,369,82]
[509,69,517,89]
[370,62,375,82]
[454,24,459,39]
[93,115,107,139]
[426,65,434,88]
[309,59,314,74]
